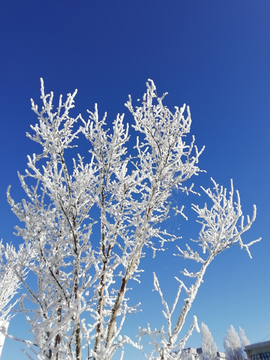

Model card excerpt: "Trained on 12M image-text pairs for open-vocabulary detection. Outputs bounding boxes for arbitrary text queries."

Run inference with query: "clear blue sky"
[0,1,269,359]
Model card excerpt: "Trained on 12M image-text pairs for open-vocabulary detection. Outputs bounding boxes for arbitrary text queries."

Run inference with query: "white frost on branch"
[3,79,260,360]
[0,241,21,324]
[140,179,260,359]
[191,178,261,258]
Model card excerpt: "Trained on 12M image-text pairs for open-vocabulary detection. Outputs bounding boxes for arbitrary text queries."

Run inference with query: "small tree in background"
[239,327,250,358]
[5,79,260,360]
[224,325,244,360]
[239,327,250,349]
[200,323,217,360]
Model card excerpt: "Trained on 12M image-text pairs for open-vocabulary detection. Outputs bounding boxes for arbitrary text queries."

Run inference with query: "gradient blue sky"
[0,1,269,359]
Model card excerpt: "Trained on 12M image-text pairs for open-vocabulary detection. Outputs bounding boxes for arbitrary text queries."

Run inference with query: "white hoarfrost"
[0,241,22,357]
[0,241,21,324]
[224,325,244,360]
[200,323,217,360]
[3,79,260,360]
[239,327,250,348]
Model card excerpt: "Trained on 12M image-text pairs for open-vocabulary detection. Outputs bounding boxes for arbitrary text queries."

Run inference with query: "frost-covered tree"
[224,325,244,360]
[0,241,21,324]
[239,327,250,349]
[200,322,217,360]
[0,241,21,355]
[6,79,260,360]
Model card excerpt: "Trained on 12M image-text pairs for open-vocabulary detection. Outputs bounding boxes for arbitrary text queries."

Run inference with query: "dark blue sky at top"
[0,1,269,358]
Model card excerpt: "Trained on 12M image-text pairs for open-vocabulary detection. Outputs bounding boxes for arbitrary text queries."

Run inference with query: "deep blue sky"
[0,1,269,358]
